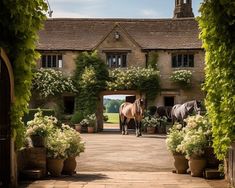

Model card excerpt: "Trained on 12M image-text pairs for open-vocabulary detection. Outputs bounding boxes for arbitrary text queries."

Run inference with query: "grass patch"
[104,113,119,124]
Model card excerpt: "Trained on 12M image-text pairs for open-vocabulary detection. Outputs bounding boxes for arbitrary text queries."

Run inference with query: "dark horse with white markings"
[119,98,144,137]
[171,100,201,125]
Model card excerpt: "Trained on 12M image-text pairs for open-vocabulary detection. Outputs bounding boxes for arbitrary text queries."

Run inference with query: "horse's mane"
[134,99,143,115]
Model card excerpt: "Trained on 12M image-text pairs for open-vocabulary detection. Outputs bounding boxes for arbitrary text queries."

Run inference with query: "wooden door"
[0,57,11,187]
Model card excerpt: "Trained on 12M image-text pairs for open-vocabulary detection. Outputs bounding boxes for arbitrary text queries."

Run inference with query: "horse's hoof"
[122,131,125,135]
[125,132,129,135]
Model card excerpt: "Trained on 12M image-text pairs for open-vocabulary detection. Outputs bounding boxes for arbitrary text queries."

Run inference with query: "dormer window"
[41,54,63,68]
[106,53,127,68]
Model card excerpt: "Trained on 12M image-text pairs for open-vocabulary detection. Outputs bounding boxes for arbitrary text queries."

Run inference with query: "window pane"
[47,55,52,68]
[41,55,46,68]
[189,54,194,67]
[172,55,177,67]
[117,56,121,67]
[122,55,127,67]
[183,54,188,67]
[52,55,57,67]
[177,54,182,67]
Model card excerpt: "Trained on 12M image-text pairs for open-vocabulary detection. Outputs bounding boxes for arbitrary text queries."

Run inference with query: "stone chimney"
[173,0,194,18]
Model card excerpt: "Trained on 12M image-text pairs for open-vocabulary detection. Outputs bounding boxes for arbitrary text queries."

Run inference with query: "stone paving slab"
[19,128,228,188]
[19,171,228,188]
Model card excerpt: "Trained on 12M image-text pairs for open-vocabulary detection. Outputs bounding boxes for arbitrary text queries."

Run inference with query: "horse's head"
[194,100,202,114]
[135,98,145,115]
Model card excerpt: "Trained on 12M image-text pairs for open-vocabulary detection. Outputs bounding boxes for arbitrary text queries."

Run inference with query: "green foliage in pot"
[0,0,47,149]
[70,111,84,124]
[198,0,235,160]
[142,116,159,128]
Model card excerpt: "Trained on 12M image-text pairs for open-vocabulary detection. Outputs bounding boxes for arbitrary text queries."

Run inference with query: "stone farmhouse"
[36,0,205,123]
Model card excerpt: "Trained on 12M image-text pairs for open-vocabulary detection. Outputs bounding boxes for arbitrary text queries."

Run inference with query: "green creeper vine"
[73,51,109,116]
[198,0,235,160]
[0,0,47,149]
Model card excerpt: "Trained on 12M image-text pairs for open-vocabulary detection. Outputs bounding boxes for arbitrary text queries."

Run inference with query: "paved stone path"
[19,126,228,188]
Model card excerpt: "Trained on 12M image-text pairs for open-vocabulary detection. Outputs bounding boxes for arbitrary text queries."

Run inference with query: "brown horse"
[119,98,144,137]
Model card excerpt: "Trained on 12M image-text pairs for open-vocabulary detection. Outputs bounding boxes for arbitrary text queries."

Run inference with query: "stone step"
[204,168,224,179]
[20,169,44,180]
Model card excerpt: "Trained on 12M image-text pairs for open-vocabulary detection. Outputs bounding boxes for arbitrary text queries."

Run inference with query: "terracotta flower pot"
[75,124,82,133]
[173,154,189,174]
[47,158,64,177]
[188,157,206,177]
[87,127,94,133]
[147,127,155,134]
[62,157,77,175]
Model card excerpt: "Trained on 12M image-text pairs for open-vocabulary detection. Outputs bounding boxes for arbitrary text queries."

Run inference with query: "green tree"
[106,100,124,113]
[198,0,235,159]
[0,0,47,148]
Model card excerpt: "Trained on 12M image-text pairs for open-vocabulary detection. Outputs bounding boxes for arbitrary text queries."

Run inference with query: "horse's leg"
[120,115,125,135]
[125,118,129,135]
[138,120,142,137]
[134,119,139,137]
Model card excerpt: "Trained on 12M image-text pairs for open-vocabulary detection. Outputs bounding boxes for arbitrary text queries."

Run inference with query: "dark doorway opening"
[164,96,174,107]
[0,57,11,187]
[63,96,75,114]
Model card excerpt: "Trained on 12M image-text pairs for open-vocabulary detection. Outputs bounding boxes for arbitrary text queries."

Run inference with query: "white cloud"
[140,9,159,17]
[51,10,92,18]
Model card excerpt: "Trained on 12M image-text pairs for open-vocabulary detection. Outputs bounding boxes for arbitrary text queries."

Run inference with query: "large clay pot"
[147,127,155,134]
[47,158,64,177]
[188,158,207,177]
[62,157,77,175]
[173,154,189,174]
[75,124,82,133]
[31,135,46,147]
[87,126,94,133]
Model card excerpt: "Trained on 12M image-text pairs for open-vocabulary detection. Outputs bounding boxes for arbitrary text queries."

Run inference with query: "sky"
[48,0,203,19]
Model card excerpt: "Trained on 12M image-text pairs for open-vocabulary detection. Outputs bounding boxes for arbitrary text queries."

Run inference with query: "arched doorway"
[0,49,14,187]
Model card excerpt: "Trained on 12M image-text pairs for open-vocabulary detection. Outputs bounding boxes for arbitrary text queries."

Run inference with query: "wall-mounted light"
[114,31,120,40]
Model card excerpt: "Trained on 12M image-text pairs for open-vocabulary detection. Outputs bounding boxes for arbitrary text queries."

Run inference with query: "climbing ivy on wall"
[0,0,47,148]
[198,0,235,160]
[73,51,109,116]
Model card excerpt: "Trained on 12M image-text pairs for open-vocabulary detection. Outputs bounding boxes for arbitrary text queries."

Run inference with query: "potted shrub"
[166,123,188,174]
[46,128,69,177]
[26,110,55,147]
[142,116,158,134]
[177,115,212,177]
[87,114,96,133]
[62,124,85,175]
[71,111,84,132]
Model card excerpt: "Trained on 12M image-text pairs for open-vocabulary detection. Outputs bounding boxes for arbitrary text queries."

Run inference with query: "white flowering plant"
[177,115,212,159]
[32,68,77,98]
[166,123,185,155]
[142,115,159,128]
[62,124,85,157]
[80,113,96,127]
[26,110,56,137]
[170,70,192,87]
[46,128,70,159]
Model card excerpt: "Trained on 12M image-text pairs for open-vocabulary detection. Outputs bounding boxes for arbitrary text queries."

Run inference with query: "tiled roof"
[37,18,202,51]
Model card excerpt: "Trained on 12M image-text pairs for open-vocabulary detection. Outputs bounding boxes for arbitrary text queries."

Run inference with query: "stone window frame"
[171,53,194,68]
[41,54,63,68]
[106,52,127,68]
